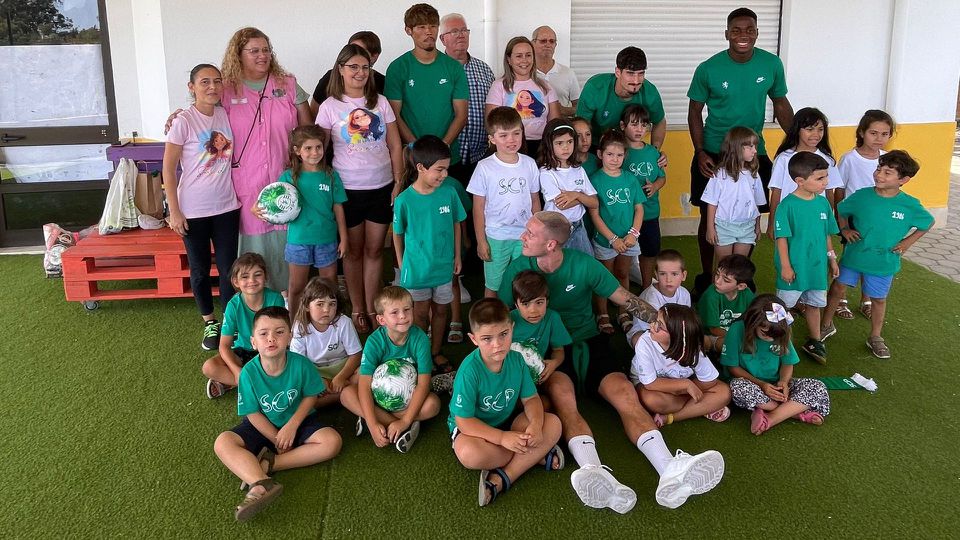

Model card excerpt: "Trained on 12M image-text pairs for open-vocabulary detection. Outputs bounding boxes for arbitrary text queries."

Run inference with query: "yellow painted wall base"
[656,121,954,224]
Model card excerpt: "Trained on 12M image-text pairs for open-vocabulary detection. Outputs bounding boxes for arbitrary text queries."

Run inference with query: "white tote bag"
[98,158,140,235]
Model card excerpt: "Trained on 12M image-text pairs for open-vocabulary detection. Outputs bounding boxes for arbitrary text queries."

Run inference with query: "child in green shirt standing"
[821,150,933,358]
[772,152,839,364]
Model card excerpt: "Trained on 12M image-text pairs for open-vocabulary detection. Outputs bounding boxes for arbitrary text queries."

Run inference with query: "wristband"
[609,235,620,244]
[628,227,641,238]
[827,250,837,259]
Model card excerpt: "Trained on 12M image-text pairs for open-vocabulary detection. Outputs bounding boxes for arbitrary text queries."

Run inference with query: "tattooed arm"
[608,287,658,323]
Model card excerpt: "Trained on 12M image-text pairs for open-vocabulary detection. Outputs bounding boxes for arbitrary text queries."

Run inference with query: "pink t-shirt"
[166,106,241,219]
[315,94,396,190]
[485,78,557,140]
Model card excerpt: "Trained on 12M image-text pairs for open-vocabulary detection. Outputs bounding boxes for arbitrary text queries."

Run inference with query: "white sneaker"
[570,465,637,514]
[629,257,644,286]
[458,276,472,303]
[655,449,724,509]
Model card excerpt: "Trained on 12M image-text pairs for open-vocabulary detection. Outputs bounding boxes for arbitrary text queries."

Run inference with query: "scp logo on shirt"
[498,177,527,195]
[259,389,299,413]
[605,188,631,205]
[480,389,516,412]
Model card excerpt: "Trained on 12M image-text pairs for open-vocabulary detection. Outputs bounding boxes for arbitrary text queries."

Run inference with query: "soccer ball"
[510,342,544,383]
[371,359,418,412]
[256,181,301,224]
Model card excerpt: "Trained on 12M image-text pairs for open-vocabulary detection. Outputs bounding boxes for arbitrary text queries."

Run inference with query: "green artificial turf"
[1,237,958,538]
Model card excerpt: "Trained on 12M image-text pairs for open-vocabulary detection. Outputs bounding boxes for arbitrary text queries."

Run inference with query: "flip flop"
[542,444,566,471]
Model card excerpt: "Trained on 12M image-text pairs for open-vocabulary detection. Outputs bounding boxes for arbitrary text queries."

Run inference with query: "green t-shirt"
[447,349,537,433]
[243,79,310,105]
[499,249,620,342]
[359,326,433,376]
[221,288,286,350]
[385,51,469,164]
[589,169,647,248]
[576,74,665,147]
[720,321,798,383]
[278,169,347,245]
[838,188,933,276]
[237,351,326,428]
[509,308,572,358]
[393,182,466,289]
[443,177,472,212]
[697,285,754,331]
[773,194,839,291]
[687,48,788,155]
[623,144,664,219]
[581,153,600,177]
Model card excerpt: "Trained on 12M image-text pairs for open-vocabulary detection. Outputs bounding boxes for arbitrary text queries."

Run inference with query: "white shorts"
[408,280,454,304]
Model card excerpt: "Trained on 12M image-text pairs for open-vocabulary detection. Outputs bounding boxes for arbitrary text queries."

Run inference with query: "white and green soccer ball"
[256,181,301,224]
[510,342,544,383]
[371,359,418,412]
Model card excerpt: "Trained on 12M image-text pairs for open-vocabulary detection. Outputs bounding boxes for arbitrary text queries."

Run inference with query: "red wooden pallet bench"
[61,228,217,310]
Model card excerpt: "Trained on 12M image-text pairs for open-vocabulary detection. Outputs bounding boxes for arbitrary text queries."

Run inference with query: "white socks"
[568,435,603,468]
[636,430,672,475]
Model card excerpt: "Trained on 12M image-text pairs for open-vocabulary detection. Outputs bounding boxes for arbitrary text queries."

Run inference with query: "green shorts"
[483,238,523,292]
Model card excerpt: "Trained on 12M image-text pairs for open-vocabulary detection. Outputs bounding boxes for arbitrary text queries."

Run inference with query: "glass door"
[0,0,118,246]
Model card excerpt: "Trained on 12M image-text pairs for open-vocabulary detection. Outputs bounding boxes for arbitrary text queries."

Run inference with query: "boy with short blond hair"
[468,106,542,297]
[626,249,691,346]
[339,286,441,453]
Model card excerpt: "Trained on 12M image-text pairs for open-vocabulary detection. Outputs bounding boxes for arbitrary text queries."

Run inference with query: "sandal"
[617,312,632,333]
[352,312,370,334]
[478,467,512,507]
[366,312,380,331]
[750,408,770,435]
[235,478,283,522]
[703,406,731,423]
[542,444,566,471]
[239,448,276,491]
[835,299,854,320]
[866,336,891,359]
[596,314,614,335]
[654,413,674,428]
[794,410,824,425]
[859,301,873,319]
[447,321,464,343]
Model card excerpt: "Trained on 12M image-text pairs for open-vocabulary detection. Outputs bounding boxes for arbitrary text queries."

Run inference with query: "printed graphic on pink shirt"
[199,129,233,176]
[509,90,547,119]
[339,108,386,145]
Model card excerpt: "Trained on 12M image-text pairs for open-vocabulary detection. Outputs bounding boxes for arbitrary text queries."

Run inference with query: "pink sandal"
[750,408,770,435]
[794,409,824,425]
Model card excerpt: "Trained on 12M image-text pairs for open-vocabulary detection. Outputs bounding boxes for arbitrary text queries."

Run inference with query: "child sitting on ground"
[509,270,572,386]
[630,304,732,427]
[213,306,342,522]
[339,286,441,453]
[626,249,691,347]
[698,254,756,356]
[821,150,933,359]
[772,151,839,364]
[721,294,831,435]
[449,298,564,507]
[202,253,285,399]
[291,277,361,407]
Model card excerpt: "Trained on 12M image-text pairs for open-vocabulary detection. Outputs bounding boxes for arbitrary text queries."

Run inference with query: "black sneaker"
[801,338,827,365]
[201,320,220,351]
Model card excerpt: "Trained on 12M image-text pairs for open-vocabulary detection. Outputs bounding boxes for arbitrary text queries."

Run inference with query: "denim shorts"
[285,241,338,268]
[565,219,594,257]
[715,219,758,246]
[593,239,641,261]
[408,279,454,304]
[776,289,827,309]
[836,265,895,299]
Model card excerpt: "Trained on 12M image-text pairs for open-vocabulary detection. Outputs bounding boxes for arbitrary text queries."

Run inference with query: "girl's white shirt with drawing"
[291,316,362,368]
[629,331,719,386]
[837,148,885,198]
[700,169,767,222]
[769,148,844,203]
[539,166,597,223]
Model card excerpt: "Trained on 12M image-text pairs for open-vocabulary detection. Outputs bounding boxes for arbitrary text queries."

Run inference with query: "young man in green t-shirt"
[509,270,572,385]
[385,3,468,165]
[773,152,839,364]
[214,306,342,522]
[698,254,756,356]
[449,299,564,507]
[821,150,933,359]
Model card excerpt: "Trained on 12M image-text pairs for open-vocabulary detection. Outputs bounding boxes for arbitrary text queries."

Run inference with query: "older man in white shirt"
[532,25,580,116]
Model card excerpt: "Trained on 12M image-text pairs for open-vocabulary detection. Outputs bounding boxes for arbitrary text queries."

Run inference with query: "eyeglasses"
[341,63,371,73]
[242,47,272,56]
[535,38,557,45]
[441,28,470,38]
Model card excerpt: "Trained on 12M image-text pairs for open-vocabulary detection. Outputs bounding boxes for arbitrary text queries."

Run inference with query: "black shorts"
[560,334,626,396]
[690,151,773,213]
[638,218,661,257]
[230,411,327,455]
[343,183,394,228]
[234,348,257,364]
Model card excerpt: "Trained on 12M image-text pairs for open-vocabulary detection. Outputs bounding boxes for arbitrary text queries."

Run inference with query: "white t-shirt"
[769,148,844,203]
[165,106,241,219]
[486,78,558,140]
[467,153,541,240]
[291,316,362,368]
[629,331,719,386]
[838,148,884,198]
[628,285,692,338]
[315,94,397,190]
[538,62,580,108]
[539,166,596,223]
[701,169,766,222]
